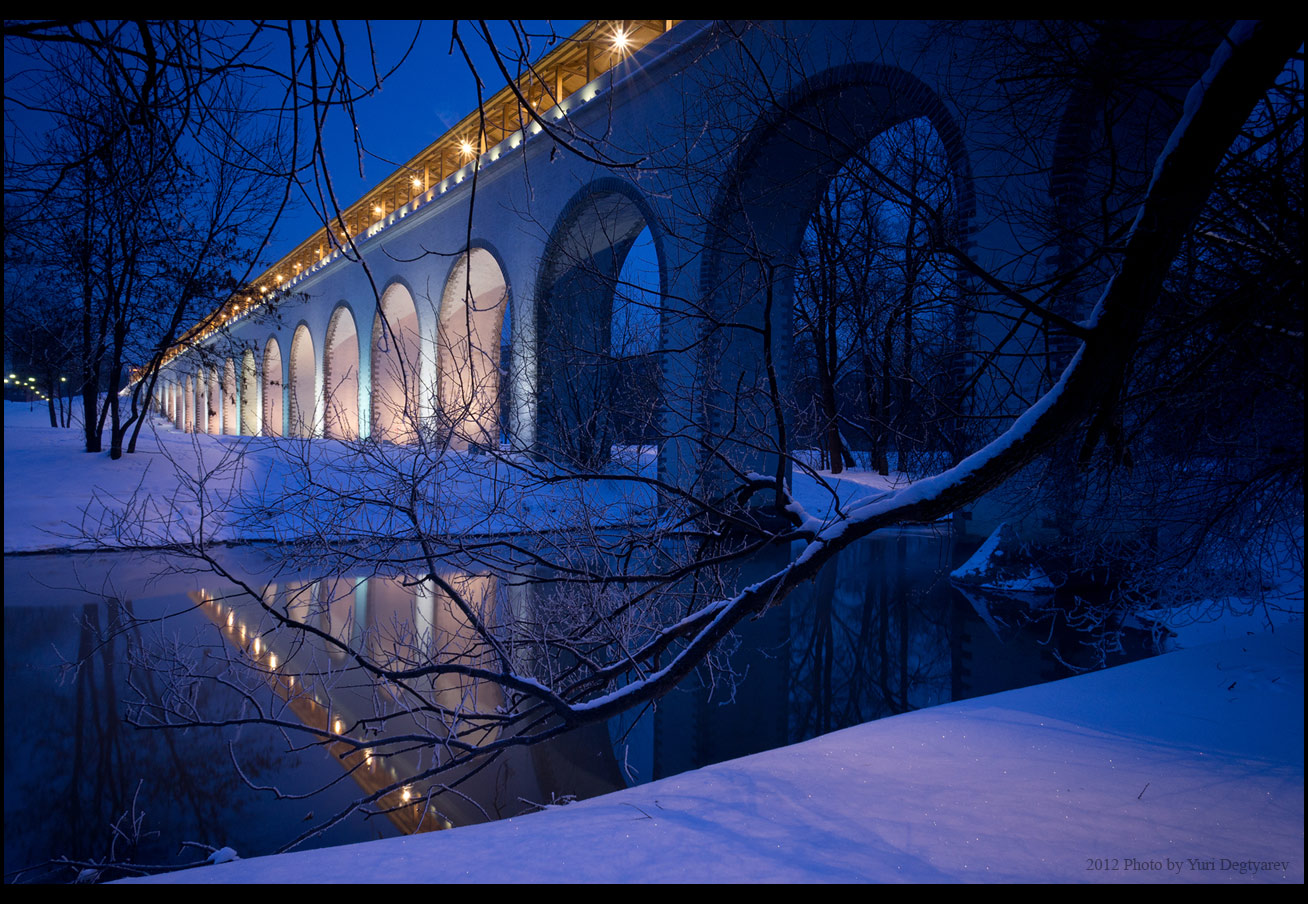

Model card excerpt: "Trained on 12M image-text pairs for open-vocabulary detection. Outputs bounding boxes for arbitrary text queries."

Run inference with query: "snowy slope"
[3,403,905,554]
[128,623,1303,884]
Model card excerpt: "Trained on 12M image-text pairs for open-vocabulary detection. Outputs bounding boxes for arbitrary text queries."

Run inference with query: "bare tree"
[793,116,958,475]
[4,22,303,457]
[50,19,1303,860]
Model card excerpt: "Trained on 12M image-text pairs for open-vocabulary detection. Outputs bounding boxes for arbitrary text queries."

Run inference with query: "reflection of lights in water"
[364,748,374,767]
[252,637,262,655]
[239,625,246,642]
[226,612,235,628]
[401,787,412,803]
[268,653,277,670]
[333,717,344,735]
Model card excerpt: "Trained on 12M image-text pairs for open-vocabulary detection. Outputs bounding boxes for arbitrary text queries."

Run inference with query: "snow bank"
[3,405,907,554]
[951,522,1056,594]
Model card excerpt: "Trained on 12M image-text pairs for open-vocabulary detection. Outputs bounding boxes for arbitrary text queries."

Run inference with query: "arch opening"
[207,366,222,435]
[371,285,423,444]
[536,186,664,469]
[324,306,361,440]
[240,349,259,436]
[702,64,973,491]
[263,338,284,437]
[289,324,318,438]
[791,115,959,479]
[222,358,238,435]
[436,249,508,452]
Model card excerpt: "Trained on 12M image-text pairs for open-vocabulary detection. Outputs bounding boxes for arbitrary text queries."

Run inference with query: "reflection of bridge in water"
[3,529,1165,866]
[191,565,623,833]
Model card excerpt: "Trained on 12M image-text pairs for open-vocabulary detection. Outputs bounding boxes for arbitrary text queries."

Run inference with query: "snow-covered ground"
[3,402,906,554]
[5,402,1303,883]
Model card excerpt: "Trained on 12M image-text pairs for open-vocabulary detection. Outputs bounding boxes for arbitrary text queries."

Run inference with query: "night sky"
[271,20,587,264]
[2,20,587,271]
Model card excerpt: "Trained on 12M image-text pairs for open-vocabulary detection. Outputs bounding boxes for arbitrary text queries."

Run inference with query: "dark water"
[623,527,1161,781]
[3,565,398,882]
[3,531,1159,881]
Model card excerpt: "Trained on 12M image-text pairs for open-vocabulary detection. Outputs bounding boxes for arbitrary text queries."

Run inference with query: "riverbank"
[3,401,908,554]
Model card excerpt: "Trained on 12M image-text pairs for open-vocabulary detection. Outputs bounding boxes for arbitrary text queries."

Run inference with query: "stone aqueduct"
[147,20,1218,531]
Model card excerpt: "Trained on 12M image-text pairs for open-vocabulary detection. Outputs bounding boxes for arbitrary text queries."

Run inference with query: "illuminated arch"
[263,337,284,437]
[371,283,423,444]
[289,324,318,438]
[222,358,238,435]
[207,366,222,434]
[240,348,259,436]
[187,374,198,431]
[324,304,361,440]
[437,247,509,451]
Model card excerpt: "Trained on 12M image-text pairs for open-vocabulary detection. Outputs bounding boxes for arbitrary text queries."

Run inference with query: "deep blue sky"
[3,20,587,268]
[4,20,658,337]
[272,20,587,263]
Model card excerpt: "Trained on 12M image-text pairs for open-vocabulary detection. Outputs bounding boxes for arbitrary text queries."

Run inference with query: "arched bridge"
[148,20,1221,534]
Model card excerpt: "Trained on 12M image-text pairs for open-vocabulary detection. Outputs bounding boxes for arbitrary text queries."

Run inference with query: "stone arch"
[371,282,423,444]
[240,348,259,436]
[436,246,510,451]
[534,178,668,468]
[697,62,976,487]
[222,358,238,435]
[324,304,361,440]
[263,337,284,437]
[201,370,210,434]
[288,323,318,438]
[195,371,207,433]
[207,365,222,435]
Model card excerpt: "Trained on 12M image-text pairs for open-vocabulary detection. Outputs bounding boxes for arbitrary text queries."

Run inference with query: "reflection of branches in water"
[3,591,346,882]
[788,534,954,742]
[24,18,1296,869]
